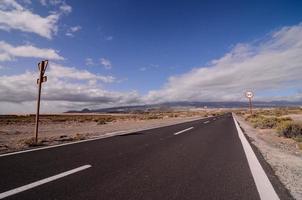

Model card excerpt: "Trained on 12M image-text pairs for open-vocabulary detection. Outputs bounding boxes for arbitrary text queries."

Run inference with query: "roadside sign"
[245,91,254,114]
[38,60,48,75]
[35,60,48,144]
[42,76,47,82]
[245,91,254,99]
[36,76,47,84]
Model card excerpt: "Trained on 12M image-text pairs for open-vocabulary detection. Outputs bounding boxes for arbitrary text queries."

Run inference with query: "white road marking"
[232,114,279,200]
[173,127,194,135]
[0,165,91,199]
[0,117,209,158]
[203,121,210,124]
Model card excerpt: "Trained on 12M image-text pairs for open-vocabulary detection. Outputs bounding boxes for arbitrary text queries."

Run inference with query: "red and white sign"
[245,91,254,99]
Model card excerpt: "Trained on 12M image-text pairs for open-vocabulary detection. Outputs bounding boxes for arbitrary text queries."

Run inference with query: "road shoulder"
[234,114,300,200]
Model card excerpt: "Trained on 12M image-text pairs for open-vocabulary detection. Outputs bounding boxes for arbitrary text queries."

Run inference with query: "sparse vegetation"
[277,121,302,138]
[245,114,292,129]
[0,111,210,125]
[21,137,44,147]
[72,133,86,141]
[240,108,302,151]
[298,142,302,150]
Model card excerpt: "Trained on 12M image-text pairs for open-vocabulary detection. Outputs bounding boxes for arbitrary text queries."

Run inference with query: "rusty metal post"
[245,91,254,115]
[249,97,253,115]
[34,60,48,144]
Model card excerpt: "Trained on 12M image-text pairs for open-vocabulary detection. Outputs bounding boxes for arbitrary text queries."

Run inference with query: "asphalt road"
[0,113,282,199]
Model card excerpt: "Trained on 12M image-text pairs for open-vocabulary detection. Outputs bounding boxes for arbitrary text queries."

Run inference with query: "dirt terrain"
[235,112,302,200]
[0,111,218,153]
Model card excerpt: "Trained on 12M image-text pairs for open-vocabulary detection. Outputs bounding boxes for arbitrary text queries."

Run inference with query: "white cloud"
[39,0,47,6]
[39,0,64,6]
[85,58,94,66]
[0,0,71,39]
[0,41,64,61]
[100,58,112,69]
[65,32,73,37]
[59,3,72,15]
[48,63,115,83]
[139,64,159,72]
[0,0,59,39]
[0,63,140,113]
[144,23,302,103]
[70,25,81,32]
[49,0,63,5]
[2,23,302,113]
[65,25,81,37]
[22,0,31,4]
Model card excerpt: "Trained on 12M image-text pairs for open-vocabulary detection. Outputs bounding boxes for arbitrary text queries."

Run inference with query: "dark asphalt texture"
[0,114,276,200]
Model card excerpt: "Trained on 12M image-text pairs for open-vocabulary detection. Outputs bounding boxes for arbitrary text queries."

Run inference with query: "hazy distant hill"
[66,101,302,113]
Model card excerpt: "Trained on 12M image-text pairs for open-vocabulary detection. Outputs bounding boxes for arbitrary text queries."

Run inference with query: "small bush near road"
[277,121,302,138]
[20,137,44,147]
[246,114,292,129]
[73,133,86,140]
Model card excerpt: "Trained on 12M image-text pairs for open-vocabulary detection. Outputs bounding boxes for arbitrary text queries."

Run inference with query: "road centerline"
[0,165,92,199]
[173,127,194,135]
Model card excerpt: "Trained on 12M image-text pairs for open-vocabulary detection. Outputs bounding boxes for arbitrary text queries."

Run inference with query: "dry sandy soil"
[235,114,302,200]
[0,114,205,153]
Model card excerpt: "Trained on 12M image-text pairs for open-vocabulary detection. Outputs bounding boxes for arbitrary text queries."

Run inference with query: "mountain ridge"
[66,101,302,113]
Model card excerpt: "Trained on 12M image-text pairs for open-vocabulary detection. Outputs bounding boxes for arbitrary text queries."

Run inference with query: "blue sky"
[1,0,302,113]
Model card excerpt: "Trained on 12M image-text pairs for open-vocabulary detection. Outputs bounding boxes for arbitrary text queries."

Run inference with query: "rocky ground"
[235,114,302,200]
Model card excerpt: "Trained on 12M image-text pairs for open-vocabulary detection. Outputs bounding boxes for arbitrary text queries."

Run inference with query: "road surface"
[0,113,286,199]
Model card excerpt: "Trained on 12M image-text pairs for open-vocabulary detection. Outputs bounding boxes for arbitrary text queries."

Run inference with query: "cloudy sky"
[0,0,302,114]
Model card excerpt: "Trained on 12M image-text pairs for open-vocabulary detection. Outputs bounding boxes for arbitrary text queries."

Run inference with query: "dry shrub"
[246,114,292,129]
[21,137,44,147]
[298,142,302,150]
[96,118,107,125]
[277,121,302,138]
[73,133,86,140]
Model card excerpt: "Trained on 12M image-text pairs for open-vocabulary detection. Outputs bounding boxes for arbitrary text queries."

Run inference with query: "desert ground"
[1,107,302,198]
[234,107,302,199]
[0,109,226,153]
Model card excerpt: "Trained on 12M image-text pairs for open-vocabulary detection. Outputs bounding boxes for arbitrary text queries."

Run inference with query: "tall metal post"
[34,60,48,144]
[245,91,254,115]
[249,97,252,115]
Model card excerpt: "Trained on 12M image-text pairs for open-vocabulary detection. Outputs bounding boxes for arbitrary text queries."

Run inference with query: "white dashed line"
[0,165,92,199]
[173,127,194,135]
[203,121,210,124]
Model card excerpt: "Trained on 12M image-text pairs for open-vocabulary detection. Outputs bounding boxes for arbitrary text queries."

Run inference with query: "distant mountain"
[65,101,302,113]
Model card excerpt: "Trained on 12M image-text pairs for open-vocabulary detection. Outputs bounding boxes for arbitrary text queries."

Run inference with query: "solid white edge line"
[173,127,194,135]
[232,113,279,200]
[0,164,91,199]
[0,131,126,158]
[0,116,209,158]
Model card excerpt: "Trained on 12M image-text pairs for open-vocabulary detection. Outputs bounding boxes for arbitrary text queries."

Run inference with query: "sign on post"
[34,60,48,144]
[245,91,254,115]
